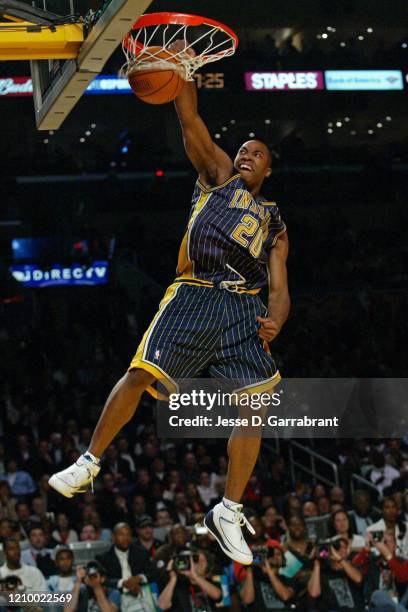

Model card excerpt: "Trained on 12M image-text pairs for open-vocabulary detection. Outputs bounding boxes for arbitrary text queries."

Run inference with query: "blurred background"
[0,1,408,610]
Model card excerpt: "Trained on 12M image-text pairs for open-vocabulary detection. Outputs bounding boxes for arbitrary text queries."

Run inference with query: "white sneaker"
[48,454,100,498]
[204,501,255,564]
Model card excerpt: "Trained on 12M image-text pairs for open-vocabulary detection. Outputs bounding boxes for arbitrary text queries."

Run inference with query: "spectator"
[155,524,191,567]
[117,436,136,473]
[316,496,331,516]
[330,486,347,507]
[239,540,296,610]
[131,494,147,527]
[47,546,76,594]
[104,444,132,481]
[367,497,408,558]
[328,509,365,551]
[96,521,157,608]
[0,481,17,520]
[285,515,314,559]
[30,495,52,525]
[163,470,182,503]
[135,515,161,560]
[158,550,222,611]
[308,537,364,611]
[173,492,192,526]
[80,522,97,541]
[197,471,218,508]
[350,490,378,535]
[283,494,302,520]
[155,509,173,528]
[303,501,318,518]
[0,538,46,591]
[0,519,15,544]
[354,532,408,606]
[185,483,205,514]
[0,459,36,499]
[64,561,120,612]
[261,505,286,540]
[15,501,31,539]
[21,525,56,577]
[180,453,200,485]
[369,452,400,496]
[52,513,79,545]
[151,456,167,483]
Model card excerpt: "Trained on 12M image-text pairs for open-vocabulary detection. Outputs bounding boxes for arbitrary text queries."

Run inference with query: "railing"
[288,440,340,488]
[350,472,381,500]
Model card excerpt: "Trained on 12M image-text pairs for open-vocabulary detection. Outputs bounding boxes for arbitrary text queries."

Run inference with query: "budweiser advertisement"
[245,71,324,91]
[0,77,33,96]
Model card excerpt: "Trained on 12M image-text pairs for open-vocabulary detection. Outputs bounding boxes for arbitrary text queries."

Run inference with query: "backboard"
[28,0,153,130]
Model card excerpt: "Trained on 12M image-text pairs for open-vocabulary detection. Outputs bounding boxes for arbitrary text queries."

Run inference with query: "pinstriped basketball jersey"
[176,174,286,290]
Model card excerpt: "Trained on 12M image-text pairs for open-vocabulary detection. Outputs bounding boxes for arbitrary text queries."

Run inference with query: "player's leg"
[88,368,154,457]
[225,426,263,503]
[48,368,154,498]
[204,291,280,564]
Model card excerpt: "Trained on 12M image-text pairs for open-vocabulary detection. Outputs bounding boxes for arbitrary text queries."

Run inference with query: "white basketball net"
[121,21,237,81]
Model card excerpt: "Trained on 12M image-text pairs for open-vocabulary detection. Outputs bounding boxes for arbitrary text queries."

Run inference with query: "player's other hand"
[256,317,280,342]
[168,39,196,58]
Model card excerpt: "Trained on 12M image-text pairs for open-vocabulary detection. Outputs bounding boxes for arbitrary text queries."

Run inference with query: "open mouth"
[238,163,253,172]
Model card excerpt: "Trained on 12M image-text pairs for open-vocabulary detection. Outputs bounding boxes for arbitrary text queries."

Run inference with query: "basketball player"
[49,64,290,564]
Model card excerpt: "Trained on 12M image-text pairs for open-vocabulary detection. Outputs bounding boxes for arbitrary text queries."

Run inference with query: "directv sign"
[325,70,403,91]
[11,261,109,288]
[245,71,324,91]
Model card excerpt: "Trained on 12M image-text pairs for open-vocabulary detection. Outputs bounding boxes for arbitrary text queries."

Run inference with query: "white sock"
[223,496,241,510]
[84,451,100,464]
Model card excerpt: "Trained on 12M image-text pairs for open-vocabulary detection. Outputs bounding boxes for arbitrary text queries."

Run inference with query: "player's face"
[234,140,272,186]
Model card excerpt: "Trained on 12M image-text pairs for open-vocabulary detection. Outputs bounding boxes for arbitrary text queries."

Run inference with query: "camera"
[372,531,384,543]
[252,545,269,565]
[86,561,103,577]
[316,537,342,560]
[0,576,22,591]
[172,550,199,572]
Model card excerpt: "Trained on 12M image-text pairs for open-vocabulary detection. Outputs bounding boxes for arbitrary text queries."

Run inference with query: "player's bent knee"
[124,368,155,391]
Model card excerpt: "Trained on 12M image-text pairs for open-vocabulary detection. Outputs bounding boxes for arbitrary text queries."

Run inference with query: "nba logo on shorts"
[155,350,161,360]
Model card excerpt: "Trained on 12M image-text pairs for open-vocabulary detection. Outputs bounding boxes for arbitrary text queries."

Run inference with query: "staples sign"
[245,71,324,91]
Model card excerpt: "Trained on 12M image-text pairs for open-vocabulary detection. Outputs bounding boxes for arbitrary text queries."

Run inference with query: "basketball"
[128,46,185,104]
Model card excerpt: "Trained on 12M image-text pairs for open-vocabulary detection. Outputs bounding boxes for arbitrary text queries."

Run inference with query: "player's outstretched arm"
[173,63,233,187]
[257,232,290,342]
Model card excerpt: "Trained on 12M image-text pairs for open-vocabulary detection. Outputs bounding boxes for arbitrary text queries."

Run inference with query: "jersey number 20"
[231,214,263,258]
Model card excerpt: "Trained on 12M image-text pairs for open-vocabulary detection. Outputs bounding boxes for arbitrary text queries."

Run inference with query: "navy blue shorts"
[129,280,280,393]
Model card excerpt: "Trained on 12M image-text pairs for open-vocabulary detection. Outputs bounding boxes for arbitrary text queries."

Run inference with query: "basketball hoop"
[121,12,239,82]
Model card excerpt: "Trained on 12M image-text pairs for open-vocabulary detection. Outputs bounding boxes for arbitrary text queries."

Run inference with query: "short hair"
[55,547,73,559]
[112,522,131,534]
[28,525,44,537]
[4,537,20,550]
[381,496,397,509]
[240,138,274,167]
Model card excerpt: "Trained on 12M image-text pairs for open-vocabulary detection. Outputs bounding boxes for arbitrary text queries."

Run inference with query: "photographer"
[64,561,120,612]
[308,537,364,611]
[157,550,221,611]
[354,532,408,606]
[0,538,46,592]
[366,498,408,559]
[239,540,296,610]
